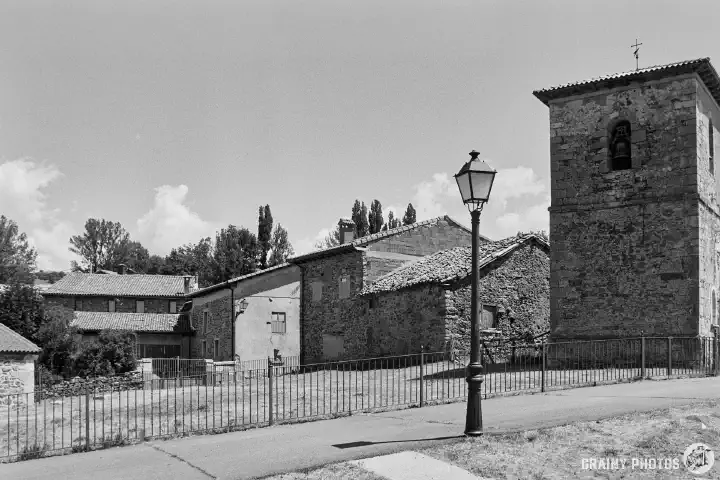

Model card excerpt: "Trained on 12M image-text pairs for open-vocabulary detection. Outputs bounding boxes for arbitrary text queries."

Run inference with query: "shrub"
[74,330,137,377]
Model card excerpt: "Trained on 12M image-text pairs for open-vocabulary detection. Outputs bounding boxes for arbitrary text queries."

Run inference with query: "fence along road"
[1,335,718,464]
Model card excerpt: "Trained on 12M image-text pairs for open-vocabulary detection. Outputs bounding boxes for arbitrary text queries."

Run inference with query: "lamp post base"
[464,361,484,436]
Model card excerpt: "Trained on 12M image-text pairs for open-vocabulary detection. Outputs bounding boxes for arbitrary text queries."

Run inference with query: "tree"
[145,255,167,275]
[257,205,274,270]
[402,203,417,225]
[73,330,137,377]
[212,225,258,283]
[163,238,214,286]
[0,283,44,341]
[69,218,130,272]
[35,306,79,375]
[382,210,401,231]
[35,270,66,284]
[0,215,37,284]
[368,200,384,234]
[124,241,151,273]
[314,226,342,250]
[351,200,363,238]
[358,202,370,237]
[268,224,294,267]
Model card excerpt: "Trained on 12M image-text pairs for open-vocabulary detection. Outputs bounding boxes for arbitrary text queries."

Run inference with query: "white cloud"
[494,196,550,238]
[136,185,216,255]
[0,158,79,270]
[409,165,549,241]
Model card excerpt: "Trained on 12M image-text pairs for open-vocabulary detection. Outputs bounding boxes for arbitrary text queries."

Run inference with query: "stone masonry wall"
[365,217,476,256]
[45,295,182,314]
[300,251,365,362]
[363,284,447,357]
[189,294,232,361]
[0,353,36,405]
[696,83,720,337]
[445,241,550,351]
[548,75,700,339]
[299,218,480,362]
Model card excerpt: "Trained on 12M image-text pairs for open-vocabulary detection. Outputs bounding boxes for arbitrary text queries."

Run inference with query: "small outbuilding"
[359,233,550,356]
[0,323,41,403]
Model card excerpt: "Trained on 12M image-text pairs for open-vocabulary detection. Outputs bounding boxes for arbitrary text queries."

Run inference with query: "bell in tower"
[610,120,632,170]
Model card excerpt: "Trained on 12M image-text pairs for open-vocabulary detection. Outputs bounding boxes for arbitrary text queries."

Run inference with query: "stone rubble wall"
[548,76,701,339]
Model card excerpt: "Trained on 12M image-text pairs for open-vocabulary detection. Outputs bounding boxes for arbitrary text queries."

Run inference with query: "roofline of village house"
[288,215,490,265]
[360,234,549,296]
[533,57,720,107]
[185,262,294,298]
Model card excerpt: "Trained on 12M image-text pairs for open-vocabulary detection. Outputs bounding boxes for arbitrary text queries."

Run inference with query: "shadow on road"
[332,436,463,449]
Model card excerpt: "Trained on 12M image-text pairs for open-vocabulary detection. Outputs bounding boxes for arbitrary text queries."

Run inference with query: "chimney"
[338,218,356,244]
[183,275,192,295]
[117,264,127,275]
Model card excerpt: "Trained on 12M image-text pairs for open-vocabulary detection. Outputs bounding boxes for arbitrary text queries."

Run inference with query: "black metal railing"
[2,335,718,463]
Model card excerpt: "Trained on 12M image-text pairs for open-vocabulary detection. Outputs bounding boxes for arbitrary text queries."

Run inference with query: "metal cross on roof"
[631,39,643,70]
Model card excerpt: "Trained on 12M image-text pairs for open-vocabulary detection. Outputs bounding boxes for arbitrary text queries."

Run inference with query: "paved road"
[3,377,719,480]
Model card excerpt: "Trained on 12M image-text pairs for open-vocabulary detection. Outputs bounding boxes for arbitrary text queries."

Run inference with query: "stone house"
[533,57,720,342]
[359,233,550,356]
[289,215,490,363]
[0,323,41,403]
[43,269,198,357]
[185,263,301,362]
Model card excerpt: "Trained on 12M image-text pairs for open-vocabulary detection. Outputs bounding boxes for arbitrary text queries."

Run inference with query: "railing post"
[85,385,91,450]
[667,337,673,377]
[419,345,425,408]
[268,356,274,426]
[640,333,646,379]
[714,328,720,377]
[541,342,546,393]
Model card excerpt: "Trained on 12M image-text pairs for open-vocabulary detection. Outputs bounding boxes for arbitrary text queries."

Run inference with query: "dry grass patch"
[260,462,388,480]
[420,400,720,479]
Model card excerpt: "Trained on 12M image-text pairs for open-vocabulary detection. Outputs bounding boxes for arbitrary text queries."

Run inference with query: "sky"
[1,0,719,271]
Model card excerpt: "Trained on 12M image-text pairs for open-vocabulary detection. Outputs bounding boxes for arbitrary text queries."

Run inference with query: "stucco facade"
[188,264,301,362]
[534,59,720,341]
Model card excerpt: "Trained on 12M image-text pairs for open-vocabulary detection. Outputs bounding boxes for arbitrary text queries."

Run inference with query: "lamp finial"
[469,150,480,160]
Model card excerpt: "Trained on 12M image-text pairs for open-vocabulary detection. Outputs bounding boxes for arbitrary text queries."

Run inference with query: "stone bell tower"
[533,57,720,341]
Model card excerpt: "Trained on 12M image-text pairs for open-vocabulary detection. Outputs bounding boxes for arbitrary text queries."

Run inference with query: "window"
[169,301,177,314]
[214,339,220,359]
[108,300,115,312]
[311,281,323,302]
[136,300,145,313]
[609,119,632,171]
[201,340,207,358]
[203,311,209,334]
[710,118,715,175]
[271,312,287,334]
[339,276,350,299]
[369,297,378,309]
[480,305,498,330]
[74,298,83,311]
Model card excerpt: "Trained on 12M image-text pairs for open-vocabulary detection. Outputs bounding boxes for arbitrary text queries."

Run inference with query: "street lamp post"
[454,150,497,436]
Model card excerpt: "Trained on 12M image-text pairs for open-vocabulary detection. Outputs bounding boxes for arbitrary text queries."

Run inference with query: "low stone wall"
[36,371,144,401]
[0,353,37,405]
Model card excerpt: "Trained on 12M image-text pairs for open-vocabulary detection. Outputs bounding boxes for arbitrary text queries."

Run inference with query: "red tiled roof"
[290,215,490,263]
[71,311,190,333]
[533,57,720,107]
[361,233,549,295]
[43,273,189,298]
[0,323,41,353]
